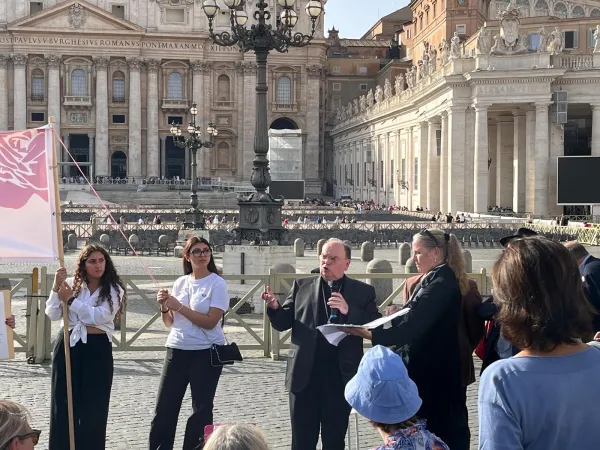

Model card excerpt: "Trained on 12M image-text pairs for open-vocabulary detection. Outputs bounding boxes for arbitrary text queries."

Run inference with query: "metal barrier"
[9,268,488,362]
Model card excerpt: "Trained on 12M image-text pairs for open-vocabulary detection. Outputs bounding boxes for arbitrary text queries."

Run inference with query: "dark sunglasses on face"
[190,248,212,257]
[3,429,42,448]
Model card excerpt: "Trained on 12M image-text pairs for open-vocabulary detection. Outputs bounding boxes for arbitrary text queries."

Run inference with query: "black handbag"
[209,342,243,367]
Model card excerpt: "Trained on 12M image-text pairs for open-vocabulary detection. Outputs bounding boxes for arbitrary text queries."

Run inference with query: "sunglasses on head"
[2,430,42,448]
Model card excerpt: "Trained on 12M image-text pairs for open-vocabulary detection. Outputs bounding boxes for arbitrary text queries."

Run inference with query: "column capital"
[93,56,110,71]
[146,58,160,74]
[191,60,212,74]
[0,54,10,68]
[235,61,255,75]
[45,54,62,69]
[11,54,27,67]
[472,102,491,112]
[126,56,143,72]
[534,102,552,110]
[590,102,600,110]
[427,116,441,125]
[88,133,95,139]
[446,104,468,115]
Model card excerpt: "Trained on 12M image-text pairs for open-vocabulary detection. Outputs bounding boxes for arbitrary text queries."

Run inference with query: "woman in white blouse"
[45,244,126,450]
[149,237,230,450]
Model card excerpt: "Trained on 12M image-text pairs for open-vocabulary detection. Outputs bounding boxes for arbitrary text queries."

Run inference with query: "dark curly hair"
[72,244,127,318]
[183,237,219,275]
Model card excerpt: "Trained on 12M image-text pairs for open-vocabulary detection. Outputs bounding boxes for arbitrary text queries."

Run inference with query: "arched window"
[112,71,125,103]
[534,0,549,14]
[591,8,600,16]
[516,0,530,16]
[553,2,567,18]
[71,69,87,96]
[276,76,292,105]
[217,142,230,168]
[217,74,230,102]
[167,72,183,99]
[31,69,45,101]
[571,5,584,17]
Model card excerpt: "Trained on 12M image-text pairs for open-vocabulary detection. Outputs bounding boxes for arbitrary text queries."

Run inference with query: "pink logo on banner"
[0,129,49,209]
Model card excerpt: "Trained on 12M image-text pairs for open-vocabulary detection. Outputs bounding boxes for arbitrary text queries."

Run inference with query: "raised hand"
[53,267,67,292]
[327,292,349,315]
[261,286,279,310]
[5,314,15,329]
[385,305,401,316]
[58,281,74,303]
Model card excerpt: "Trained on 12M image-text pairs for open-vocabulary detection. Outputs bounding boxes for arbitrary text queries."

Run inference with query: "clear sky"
[323,0,410,39]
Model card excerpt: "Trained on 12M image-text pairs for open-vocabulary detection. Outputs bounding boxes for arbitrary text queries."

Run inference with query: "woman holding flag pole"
[45,244,126,449]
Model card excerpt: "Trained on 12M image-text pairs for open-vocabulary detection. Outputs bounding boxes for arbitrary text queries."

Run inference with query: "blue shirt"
[478,347,600,450]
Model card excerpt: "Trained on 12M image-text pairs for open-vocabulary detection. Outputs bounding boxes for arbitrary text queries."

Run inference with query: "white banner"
[0,126,60,262]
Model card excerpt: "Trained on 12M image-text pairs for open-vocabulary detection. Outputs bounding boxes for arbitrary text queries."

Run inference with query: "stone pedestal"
[176,229,211,249]
[223,245,295,314]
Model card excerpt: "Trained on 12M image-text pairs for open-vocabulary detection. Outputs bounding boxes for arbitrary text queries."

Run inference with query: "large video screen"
[268,180,305,201]
[557,156,600,205]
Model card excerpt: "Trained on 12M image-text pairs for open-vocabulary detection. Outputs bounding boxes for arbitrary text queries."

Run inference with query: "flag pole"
[49,116,76,450]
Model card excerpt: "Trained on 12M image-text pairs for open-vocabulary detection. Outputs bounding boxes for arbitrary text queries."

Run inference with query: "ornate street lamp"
[170,103,218,229]
[203,0,324,243]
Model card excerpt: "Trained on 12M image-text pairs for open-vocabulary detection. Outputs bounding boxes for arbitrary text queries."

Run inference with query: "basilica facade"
[0,0,327,194]
[331,0,600,216]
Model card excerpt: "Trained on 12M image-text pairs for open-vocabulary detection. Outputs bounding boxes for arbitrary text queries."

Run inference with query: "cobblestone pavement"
[3,245,599,449]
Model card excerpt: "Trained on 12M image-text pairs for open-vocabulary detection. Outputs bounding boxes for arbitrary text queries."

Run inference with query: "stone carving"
[346,102,353,117]
[538,26,550,53]
[0,55,9,68]
[127,56,143,72]
[110,59,127,71]
[93,56,110,71]
[450,32,462,59]
[395,74,405,94]
[440,39,450,64]
[11,54,27,67]
[353,98,359,115]
[111,135,127,143]
[366,89,374,107]
[70,112,88,124]
[245,207,259,224]
[359,95,367,111]
[476,25,492,55]
[374,85,383,103]
[145,59,160,73]
[420,56,429,78]
[406,66,417,89]
[549,27,564,55]
[68,2,87,29]
[335,107,343,123]
[384,78,392,99]
[594,25,600,54]
[306,64,325,79]
[429,48,437,73]
[490,0,528,55]
[234,61,255,75]
[45,54,62,69]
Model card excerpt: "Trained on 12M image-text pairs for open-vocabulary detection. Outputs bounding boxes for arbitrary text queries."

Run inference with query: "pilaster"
[525,108,536,212]
[240,61,256,182]
[533,103,550,215]
[88,133,95,179]
[439,113,448,213]
[0,55,9,131]
[12,54,27,131]
[94,56,109,176]
[306,65,325,194]
[418,121,428,208]
[591,103,600,157]
[46,54,62,169]
[447,105,467,213]
[426,118,440,212]
[146,59,160,178]
[512,110,527,213]
[488,122,497,207]
[473,104,489,214]
[495,116,513,208]
[127,57,143,178]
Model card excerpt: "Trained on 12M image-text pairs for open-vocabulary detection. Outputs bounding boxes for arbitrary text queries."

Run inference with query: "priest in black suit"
[565,241,600,333]
[262,238,380,450]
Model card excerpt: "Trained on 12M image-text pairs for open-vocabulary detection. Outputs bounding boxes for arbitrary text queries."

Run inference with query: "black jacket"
[267,276,380,393]
[371,264,466,433]
[581,255,600,332]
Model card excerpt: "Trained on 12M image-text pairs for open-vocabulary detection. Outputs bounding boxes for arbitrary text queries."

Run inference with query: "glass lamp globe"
[190,104,198,115]
[177,128,182,136]
[187,123,195,134]
[170,124,178,135]
[235,9,248,26]
[305,0,323,18]
[278,0,297,7]
[281,9,298,27]
[213,129,219,137]
[202,0,219,18]
[223,0,243,8]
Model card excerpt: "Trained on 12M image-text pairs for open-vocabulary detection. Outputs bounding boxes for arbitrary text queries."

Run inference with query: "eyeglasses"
[2,430,42,448]
[190,248,212,257]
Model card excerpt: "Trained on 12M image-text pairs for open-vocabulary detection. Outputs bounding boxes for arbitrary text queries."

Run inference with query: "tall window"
[414,157,419,190]
[436,129,442,156]
[31,69,44,100]
[112,71,125,102]
[390,160,394,188]
[71,69,87,96]
[217,74,231,102]
[167,72,183,99]
[363,162,366,186]
[276,76,292,105]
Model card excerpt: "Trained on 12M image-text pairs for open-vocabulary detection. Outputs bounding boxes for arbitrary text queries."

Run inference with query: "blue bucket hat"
[344,345,422,424]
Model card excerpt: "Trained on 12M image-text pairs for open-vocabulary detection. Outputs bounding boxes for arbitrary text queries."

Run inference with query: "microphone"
[327,279,340,322]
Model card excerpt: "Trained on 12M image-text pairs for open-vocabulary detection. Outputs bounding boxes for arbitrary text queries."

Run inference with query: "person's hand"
[261,286,279,310]
[594,332,600,342]
[157,289,169,305]
[327,292,349,315]
[385,305,401,316]
[339,327,372,341]
[164,295,182,311]
[5,314,15,329]
[58,282,73,303]
[53,267,67,292]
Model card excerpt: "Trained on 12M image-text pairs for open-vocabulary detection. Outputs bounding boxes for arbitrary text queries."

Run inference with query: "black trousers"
[289,362,351,450]
[426,387,471,450]
[149,347,223,450]
[49,331,113,450]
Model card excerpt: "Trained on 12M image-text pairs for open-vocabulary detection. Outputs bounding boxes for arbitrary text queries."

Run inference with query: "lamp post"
[202,0,324,243]
[170,103,218,229]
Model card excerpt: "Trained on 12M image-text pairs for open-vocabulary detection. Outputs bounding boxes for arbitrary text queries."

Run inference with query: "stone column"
[426,118,440,212]
[127,57,142,178]
[46,54,62,169]
[495,117,513,208]
[62,134,70,177]
[525,108,536,212]
[0,55,9,131]
[407,127,415,211]
[439,113,448,213]
[88,133,95,179]
[93,57,109,176]
[512,111,527,213]
[533,103,550,215]
[488,122,497,207]
[12,54,27,130]
[473,104,489,214]
[241,62,256,181]
[447,105,467,213]
[592,103,600,157]
[418,121,428,208]
[146,59,160,178]
[306,65,324,194]
[192,60,208,177]
[160,135,166,178]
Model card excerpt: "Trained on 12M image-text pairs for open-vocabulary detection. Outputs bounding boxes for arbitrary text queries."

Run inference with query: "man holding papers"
[262,238,379,450]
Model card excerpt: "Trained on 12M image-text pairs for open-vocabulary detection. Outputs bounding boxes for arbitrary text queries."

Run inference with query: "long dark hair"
[72,244,127,318]
[183,237,219,275]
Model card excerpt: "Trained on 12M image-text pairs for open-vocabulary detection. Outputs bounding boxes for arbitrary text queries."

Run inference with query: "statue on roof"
[359,95,367,111]
[538,26,550,53]
[549,27,564,55]
[429,47,437,73]
[353,98,359,115]
[375,85,383,103]
[476,25,492,55]
[440,39,450,64]
[366,89,375,107]
[384,78,393,99]
[395,74,405,94]
[450,32,462,60]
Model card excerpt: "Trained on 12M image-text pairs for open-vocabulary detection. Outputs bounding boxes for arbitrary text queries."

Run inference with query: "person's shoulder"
[173,275,189,288]
[584,256,600,271]
[295,276,318,287]
[207,273,227,286]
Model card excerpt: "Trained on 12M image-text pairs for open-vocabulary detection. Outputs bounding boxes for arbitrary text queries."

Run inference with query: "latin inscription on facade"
[477,84,548,96]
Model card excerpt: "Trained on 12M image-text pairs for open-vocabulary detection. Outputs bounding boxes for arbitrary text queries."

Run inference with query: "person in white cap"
[345,345,449,450]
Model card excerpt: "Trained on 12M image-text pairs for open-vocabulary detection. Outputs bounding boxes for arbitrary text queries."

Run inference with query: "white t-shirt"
[165,273,229,350]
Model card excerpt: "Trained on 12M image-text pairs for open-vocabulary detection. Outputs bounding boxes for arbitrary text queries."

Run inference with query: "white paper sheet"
[0,292,9,359]
[317,307,411,346]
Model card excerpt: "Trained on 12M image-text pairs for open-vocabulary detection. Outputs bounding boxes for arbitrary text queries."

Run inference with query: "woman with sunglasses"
[149,237,230,450]
[345,229,470,450]
[0,400,41,450]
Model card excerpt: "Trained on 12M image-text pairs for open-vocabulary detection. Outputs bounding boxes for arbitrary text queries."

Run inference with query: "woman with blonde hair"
[204,424,268,450]
[0,400,41,450]
[346,229,470,450]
